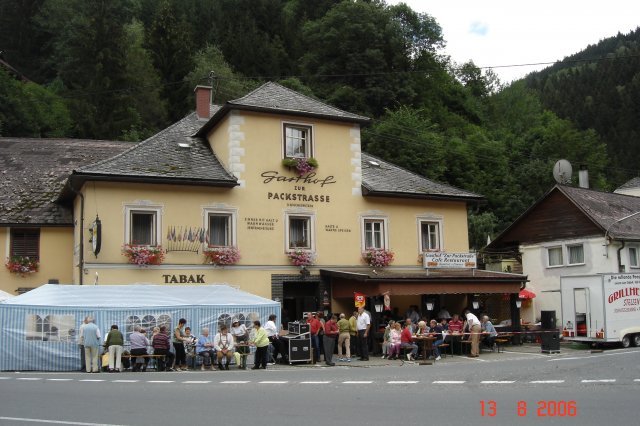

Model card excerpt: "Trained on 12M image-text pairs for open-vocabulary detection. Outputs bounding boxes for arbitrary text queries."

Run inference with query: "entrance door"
[283,281,319,323]
[573,288,590,337]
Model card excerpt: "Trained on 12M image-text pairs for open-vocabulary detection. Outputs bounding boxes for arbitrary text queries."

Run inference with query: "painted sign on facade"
[423,252,477,269]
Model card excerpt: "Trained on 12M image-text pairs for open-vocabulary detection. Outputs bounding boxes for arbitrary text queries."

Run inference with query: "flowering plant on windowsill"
[5,256,39,275]
[287,249,316,266]
[363,248,394,268]
[204,246,240,266]
[282,157,318,176]
[122,244,165,266]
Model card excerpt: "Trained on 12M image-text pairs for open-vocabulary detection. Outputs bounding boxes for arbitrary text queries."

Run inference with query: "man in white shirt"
[213,325,235,370]
[264,314,286,364]
[356,307,371,361]
[464,309,482,357]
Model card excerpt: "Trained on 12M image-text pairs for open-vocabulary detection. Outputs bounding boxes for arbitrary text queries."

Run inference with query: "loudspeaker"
[541,310,557,329]
[541,332,560,353]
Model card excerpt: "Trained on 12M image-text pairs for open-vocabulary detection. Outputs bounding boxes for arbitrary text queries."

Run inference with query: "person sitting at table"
[196,327,216,371]
[440,318,449,331]
[183,327,197,370]
[429,319,445,361]
[415,320,429,336]
[448,314,463,333]
[214,325,235,370]
[400,319,419,361]
[381,320,395,359]
[151,325,175,371]
[387,322,402,359]
[481,315,498,350]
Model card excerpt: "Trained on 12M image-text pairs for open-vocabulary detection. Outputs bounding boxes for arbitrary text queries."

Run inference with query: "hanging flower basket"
[363,248,394,268]
[5,256,39,275]
[204,246,241,266]
[287,249,316,266]
[122,244,165,266]
[282,157,319,176]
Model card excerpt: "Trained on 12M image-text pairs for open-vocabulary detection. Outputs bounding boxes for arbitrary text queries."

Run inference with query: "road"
[0,347,639,426]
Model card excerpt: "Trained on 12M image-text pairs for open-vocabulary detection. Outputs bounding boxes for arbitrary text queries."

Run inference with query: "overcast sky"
[388,1,640,83]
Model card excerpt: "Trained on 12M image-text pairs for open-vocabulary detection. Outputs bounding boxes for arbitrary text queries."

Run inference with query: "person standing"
[264,314,285,364]
[356,307,371,361]
[105,324,124,372]
[348,311,358,358]
[464,309,482,357]
[323,314,338,366]
[78,316,90,371]
[250,321,269,370]
[129,326,150,372]
[82,316,101,373]
[172,318,187,371]
[306,312,322,363]
[336,313,351,362]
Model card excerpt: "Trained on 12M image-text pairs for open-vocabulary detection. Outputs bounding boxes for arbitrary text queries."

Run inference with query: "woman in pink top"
[387,322,402,360]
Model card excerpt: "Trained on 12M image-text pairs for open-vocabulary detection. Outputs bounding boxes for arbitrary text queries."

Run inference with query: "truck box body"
[560,273,640,346]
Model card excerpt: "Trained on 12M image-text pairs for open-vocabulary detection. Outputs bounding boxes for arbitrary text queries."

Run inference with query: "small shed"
[0,284,280,371]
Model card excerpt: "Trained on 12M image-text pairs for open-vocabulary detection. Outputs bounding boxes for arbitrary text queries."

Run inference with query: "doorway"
[282,280,319,324]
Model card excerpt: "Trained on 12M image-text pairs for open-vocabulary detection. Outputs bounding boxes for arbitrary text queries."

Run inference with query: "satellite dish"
[553,159,572,184]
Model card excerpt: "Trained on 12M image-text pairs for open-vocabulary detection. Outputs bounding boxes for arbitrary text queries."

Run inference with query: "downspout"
[617,240,626,273]
[69,182,84,285]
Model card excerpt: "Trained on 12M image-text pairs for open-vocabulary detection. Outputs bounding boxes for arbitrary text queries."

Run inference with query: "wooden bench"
[437,343,449,358]
[121,354,166,371]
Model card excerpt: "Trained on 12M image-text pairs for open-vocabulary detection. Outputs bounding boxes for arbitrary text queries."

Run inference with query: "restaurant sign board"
[423,252,477,269]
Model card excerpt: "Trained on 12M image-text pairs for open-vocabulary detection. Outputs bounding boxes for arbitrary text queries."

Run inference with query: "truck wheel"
[633,335,640,347]
[621,335,631,348]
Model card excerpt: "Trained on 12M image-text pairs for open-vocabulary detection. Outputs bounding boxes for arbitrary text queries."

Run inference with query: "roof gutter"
[361,187,485,204]
[68,181,84,286]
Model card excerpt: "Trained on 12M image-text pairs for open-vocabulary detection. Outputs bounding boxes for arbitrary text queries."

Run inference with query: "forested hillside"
[0,0,637,249]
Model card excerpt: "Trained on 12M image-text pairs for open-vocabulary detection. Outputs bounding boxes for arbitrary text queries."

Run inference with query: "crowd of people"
[77,307,501,372]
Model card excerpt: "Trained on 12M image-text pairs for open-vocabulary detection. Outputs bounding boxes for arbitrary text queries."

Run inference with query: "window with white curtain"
[284,124,312,158]
[630,247,639,268]
[289,216,311,249]
[364,219,385,249]
[208,213,232,246]
[547,246,563,267]
[124,204,162,246]
[567,244,584,265]
[419,221,440,251]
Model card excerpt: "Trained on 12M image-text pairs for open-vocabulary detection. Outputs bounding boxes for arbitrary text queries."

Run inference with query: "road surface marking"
[16,377,42,381]
[433,380,465,384]
[0,416,128,425]
[530,380,565,384]
[342,381,373,384]
[182,381,211,384]
[220,380,250,384]
[0,377,11,380]
[79,379,105,382]
[258,381,288,384]
[634,379,640,382]
[301,381,331,384]
[112,380,139,383]
[46,378,73,382]
[147,380,174,383]
[387,381,419,384]
[581,379,616,383]
[481,380,516,384]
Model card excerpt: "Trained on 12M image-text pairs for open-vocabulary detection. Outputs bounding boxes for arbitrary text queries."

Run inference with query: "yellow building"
[1,83,525,323]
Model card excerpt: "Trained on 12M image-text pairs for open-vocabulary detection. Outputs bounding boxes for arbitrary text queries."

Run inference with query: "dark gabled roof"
[0,138,133,226]
[72,107,237,188]
[616,177,640,191]
[361,153,483,202]
[559,185,640,239]
[196,82,370,137]
[488,185,640,249]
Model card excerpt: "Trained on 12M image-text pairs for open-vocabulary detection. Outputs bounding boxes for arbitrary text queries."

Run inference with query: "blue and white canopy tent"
[0,284,280,371]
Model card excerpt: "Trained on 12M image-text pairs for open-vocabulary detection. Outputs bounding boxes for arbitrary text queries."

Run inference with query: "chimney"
[578,165,589,189]
[194,85,212,120]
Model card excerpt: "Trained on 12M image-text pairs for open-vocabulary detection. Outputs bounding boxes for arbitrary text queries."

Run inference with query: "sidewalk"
[267,341,592,369]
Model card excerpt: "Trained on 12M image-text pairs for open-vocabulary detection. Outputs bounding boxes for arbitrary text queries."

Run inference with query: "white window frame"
[361,216,389,251]
[566,243,585,266]
[417,218,442,252]
[630,247,639,268]
[284,212,316,252]
[203,208,237,247]
[282,122,314,159]
[124,204,163,246]
[547,246,563,268]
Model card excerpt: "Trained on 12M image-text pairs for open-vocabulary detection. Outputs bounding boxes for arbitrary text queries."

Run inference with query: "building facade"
[2,83,525,323]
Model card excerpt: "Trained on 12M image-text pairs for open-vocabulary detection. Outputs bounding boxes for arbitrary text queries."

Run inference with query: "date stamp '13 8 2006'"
[480,400,577,418]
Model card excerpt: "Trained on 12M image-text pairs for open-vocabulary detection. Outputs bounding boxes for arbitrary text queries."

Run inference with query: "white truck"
[560,273,640,348]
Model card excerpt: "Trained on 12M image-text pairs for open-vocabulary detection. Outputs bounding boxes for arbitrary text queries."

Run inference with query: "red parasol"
[519,288,536,299]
